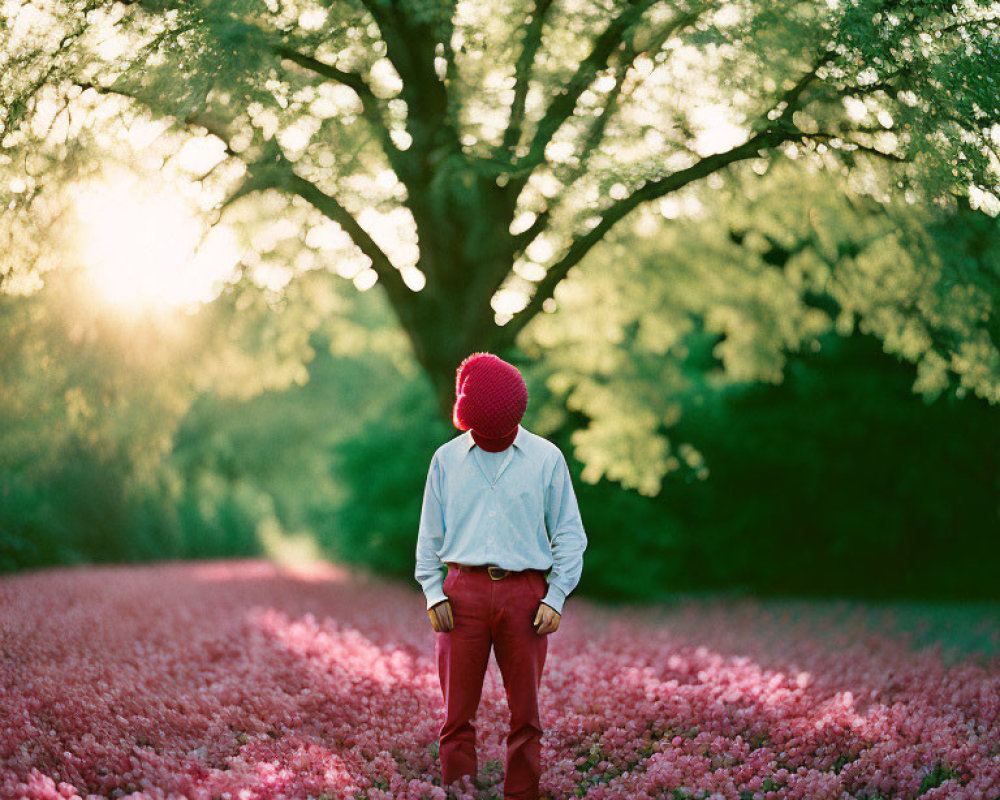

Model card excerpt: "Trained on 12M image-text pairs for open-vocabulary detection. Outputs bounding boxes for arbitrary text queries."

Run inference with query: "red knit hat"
[453,352,528,452]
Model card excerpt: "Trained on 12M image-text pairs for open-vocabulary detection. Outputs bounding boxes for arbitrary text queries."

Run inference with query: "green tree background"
[1,0,998,601]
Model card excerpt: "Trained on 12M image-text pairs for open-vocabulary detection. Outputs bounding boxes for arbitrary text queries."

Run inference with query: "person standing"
[414,351,588,800]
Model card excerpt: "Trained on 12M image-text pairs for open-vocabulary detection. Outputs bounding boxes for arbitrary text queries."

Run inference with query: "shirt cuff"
[541,583,566,615]
[424,580,447,610]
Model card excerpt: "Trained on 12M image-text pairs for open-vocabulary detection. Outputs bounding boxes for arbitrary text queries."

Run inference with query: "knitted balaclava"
[452,352,528,452]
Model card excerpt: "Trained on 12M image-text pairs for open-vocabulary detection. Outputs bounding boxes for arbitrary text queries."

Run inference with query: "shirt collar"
[463,423,525,453]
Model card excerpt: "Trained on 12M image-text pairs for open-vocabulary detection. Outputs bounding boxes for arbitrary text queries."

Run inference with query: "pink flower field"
[1,559,999,800]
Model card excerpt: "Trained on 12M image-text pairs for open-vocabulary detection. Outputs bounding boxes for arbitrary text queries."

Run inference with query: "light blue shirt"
[414,423,587,615]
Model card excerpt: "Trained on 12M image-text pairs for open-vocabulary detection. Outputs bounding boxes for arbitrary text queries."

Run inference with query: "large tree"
[3,0,999,418]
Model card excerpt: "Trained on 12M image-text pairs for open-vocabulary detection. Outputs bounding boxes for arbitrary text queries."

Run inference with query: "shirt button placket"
[488,478,494,560]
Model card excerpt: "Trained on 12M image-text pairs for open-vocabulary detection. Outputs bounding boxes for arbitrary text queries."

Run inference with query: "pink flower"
[1,559,997,800]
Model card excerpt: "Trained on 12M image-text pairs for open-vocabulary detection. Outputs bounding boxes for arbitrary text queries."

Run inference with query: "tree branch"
[511,208,551,258]
[762,45,837,128]
[502,0,556,153]
[273,44,407,176]
[510,41,837,276]
[281,167,413,309]
[493,1,711,265]
[504,122,803,342]
[803,130,908,162]
[272,45,379,106]
[507,0,658,183]
[355,0,453,138]
[434,2,463,133]
[74,79,240,156]
[501,44,841,339]
[547,8,710,206]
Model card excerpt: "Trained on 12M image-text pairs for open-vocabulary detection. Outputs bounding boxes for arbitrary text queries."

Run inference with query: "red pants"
[435,565,549,800]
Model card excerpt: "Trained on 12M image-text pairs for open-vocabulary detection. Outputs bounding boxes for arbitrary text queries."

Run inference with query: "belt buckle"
[487,565,508,581]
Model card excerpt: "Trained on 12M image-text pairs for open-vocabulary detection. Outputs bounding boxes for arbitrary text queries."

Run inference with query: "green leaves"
[521,156,1000,495]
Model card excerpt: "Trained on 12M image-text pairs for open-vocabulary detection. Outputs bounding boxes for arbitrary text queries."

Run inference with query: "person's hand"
[428,599,454,632]
[533,601,561,635]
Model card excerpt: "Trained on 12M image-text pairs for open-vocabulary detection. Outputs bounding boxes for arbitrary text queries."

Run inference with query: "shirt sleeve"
[541,450,588,614]
[414,450,448,610]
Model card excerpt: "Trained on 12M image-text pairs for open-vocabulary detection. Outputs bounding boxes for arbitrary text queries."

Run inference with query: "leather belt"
[445,562,541,581]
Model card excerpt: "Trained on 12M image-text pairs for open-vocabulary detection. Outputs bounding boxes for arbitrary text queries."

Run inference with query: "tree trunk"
[399,278,525,425]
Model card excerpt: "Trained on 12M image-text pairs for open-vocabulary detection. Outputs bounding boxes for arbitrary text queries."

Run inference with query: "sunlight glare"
[689,104,747,156]
[70,169,241,310]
